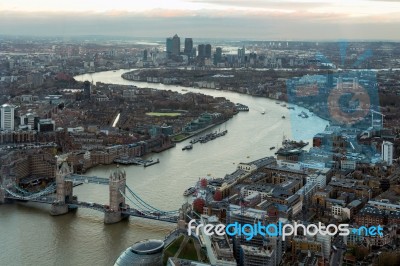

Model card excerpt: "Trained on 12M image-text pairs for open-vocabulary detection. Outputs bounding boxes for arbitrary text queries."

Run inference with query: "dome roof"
[114,239,164,266]
[131,239,164,255]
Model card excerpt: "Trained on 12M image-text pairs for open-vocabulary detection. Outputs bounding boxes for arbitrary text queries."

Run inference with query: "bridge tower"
[104,167,127,224]
[178,202,191,232]
[50,161,73,216]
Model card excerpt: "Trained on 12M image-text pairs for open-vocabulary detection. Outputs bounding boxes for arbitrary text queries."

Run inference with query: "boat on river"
[183,187,196,196]
[182,144,193,151]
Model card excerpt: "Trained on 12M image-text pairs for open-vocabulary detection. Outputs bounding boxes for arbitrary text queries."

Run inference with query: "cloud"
[187,0,330,9]
[0,9,399,40]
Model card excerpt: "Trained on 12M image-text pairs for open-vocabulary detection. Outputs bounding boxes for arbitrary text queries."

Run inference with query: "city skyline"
[1,0,400,40]
[1,7,400,263]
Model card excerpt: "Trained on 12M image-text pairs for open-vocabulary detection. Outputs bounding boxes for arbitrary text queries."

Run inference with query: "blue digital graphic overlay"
[286,42,381,164]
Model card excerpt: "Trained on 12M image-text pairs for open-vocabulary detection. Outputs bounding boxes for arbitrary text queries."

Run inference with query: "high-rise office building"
[172,34,180,56]
[1,103,15,131]
[143,50,148,61]
[191,47,197,58]
[382,141,394,166]
[166,37,173,58]
[214,47,222,65]
[83,80,91,99]
[198,44,206,58]
[205,44,212,58]
[238,46,245,58]
[184,38,193,56]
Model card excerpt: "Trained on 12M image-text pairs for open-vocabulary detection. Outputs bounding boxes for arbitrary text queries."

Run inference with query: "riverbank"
[120,70,332,124]
[171,118,232,143]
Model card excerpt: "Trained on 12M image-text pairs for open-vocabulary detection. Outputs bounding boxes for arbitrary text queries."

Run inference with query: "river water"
[0,69,328,266]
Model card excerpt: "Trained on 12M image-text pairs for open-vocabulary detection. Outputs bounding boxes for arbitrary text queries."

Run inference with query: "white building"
[239,157,276,173]
[296,181,318,203]
[306,174,326,189]
[67,126,85,133]
[237,162,257,172]
[277,160,301,170]
[21,113,36,129]
[341,160,356,170]
[316,233,332,259]
[0,103,15,131]
[241,245,276,266]
[198,216,236,266]
[332,205,343,217]
[84,151,91,161]
[381,141,393,166]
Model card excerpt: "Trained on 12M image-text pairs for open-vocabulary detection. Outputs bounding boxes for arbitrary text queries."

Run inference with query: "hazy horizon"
[1,0,400,40]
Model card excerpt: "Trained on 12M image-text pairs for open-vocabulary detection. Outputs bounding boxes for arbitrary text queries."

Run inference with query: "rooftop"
[243,183,275,194]
[358,206,385,217]
[247,156,276,168]
[131,239,164,254]
[241,245,274,257]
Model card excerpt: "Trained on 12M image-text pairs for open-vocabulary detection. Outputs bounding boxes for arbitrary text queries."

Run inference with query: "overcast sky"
[0,0,399,40]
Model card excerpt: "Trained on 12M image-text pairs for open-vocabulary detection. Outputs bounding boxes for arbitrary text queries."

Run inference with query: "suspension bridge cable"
[119,190,158,216]
[124,185,179,214]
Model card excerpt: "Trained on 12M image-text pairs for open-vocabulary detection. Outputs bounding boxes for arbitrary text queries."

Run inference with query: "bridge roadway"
[68,200,178,223]
[6,195,56,204]
[66,174,109,185]
[6,196,178,223]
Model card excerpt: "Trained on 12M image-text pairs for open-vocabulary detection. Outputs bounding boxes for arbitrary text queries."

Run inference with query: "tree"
[193,198,205,214]
[200,178,208,188]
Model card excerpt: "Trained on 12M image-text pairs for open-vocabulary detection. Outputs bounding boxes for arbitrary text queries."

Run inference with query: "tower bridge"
[0,162,183,224]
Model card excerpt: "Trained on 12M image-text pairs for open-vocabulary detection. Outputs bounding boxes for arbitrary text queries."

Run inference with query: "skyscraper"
[191,47,197,59]
[214,47,222,65]
[83,80,91,99]
[382,141,393,166]
[172,34,180,56]
[184,38,193,56]
[143,49,148,61]
[198,44,206,58]
[238,46,245,63]
[166,37,173,58]
[1,103,15,131]
[205,44,212,58]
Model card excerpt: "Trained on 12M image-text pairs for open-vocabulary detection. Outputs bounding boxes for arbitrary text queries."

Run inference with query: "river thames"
[0,69,328,266]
